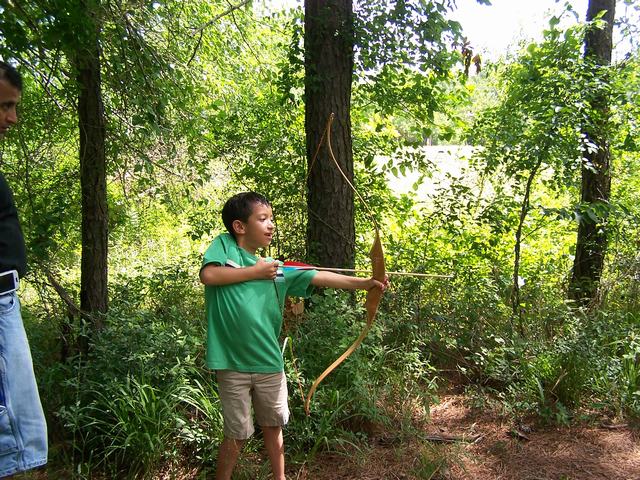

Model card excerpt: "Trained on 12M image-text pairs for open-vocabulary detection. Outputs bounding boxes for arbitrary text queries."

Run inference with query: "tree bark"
[75,0,108,329]
[304,0,355,269]
[569,0,615,304]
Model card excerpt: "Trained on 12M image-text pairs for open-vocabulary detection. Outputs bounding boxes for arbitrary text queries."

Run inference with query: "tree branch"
[187,0,252,65]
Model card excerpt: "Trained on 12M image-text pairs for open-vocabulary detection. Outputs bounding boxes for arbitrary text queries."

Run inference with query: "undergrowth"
[21,259,640,478]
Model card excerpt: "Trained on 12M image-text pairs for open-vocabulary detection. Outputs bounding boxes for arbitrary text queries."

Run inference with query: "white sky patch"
[266,0,639,61]
[449,0,589,61]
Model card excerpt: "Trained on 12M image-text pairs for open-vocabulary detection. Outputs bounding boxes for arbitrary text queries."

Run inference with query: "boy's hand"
[253,257,279,280]
[367,274,390,292]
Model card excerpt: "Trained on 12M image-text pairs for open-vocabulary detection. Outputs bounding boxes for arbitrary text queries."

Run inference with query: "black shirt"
[0,171,26,277]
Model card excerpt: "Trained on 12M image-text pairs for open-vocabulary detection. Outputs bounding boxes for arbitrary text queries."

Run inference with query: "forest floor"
[291,393,640,480]
[17,391,640,479]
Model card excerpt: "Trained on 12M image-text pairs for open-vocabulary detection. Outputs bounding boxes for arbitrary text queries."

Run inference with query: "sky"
[449,0,590,61]
[270,0,636,61]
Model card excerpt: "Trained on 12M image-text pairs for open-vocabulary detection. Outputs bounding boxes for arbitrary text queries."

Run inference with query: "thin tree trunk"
[512,160,542,337]
[569,0,615,304]
[75,0,108,337]
[304,0,355,269]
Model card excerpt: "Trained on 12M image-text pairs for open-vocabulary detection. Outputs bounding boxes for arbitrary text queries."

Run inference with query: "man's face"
[234,202,275,253]
[0,78,21,139]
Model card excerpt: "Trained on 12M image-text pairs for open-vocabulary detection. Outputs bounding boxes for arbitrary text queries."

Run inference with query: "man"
[0,60,48,477]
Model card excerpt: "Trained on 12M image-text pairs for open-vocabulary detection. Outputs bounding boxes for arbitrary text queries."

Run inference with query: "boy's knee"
[222,436,246,451]
[260,425,284,446]
[260,425,281,432]
[260,425,282,436]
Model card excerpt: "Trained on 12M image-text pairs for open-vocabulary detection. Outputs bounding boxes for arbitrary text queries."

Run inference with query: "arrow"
[281,261,452,279]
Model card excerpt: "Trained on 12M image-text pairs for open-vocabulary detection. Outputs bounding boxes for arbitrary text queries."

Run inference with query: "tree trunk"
[75,0,108,330]
[304,0,355,269]
[512,159,543,336]
[569,0,615,304]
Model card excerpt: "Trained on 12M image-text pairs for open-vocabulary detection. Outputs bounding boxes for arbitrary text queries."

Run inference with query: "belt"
[0,270,19,296]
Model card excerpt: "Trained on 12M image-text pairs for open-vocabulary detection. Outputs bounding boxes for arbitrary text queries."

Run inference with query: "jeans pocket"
[0,405,19,456]
[0,295,16,315]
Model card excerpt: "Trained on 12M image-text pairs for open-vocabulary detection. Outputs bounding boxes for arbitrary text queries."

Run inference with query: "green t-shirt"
[201,233,316,373]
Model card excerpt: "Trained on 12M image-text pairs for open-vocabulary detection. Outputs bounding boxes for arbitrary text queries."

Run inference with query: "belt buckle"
[0,270,19,295]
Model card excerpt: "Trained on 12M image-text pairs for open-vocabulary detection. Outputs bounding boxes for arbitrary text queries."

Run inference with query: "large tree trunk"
[75,0,108,330]
[304,0,355,269]
[569,0,615,304]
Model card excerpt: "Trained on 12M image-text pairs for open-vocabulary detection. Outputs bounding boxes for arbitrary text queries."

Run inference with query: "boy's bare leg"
[215,437,245,480]
[262,426,285,480]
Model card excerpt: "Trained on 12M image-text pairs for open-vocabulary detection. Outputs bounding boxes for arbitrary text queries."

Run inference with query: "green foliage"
[354,1,461,118]
[588,312,640,416]
[71,377,181,475]
[45,268,220,478]
[469,20,589,188]
[374,29,640,415]
[7,0,640,477]
[458,310,640,422]
[284,290,438,457]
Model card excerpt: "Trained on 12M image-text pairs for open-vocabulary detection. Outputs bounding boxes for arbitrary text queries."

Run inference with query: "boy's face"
[233,202,275,254]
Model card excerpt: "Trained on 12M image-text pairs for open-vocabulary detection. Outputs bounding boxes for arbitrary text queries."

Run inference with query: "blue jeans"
[0,292,47,477]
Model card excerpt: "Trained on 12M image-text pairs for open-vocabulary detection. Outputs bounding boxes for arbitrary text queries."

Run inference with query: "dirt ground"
[16,394,639,479]
[292,395,640,480]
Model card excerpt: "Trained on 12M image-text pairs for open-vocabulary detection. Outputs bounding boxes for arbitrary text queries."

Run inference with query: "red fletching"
[282,261,314,268]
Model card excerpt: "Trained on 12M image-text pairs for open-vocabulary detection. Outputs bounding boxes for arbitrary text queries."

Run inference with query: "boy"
[199,192,387,480]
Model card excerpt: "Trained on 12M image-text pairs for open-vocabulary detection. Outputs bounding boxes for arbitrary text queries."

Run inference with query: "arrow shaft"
[287,265,451,278]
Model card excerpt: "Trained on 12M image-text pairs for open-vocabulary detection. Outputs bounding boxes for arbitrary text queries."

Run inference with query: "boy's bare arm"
[311,270,388,291]
[200,257,278,286]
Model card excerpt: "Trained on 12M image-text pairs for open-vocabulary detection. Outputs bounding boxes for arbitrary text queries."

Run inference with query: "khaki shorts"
[216,370,289,440]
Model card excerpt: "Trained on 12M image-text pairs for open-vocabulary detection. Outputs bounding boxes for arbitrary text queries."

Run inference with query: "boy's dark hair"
[222,192,271,238]
[0,61,23,91]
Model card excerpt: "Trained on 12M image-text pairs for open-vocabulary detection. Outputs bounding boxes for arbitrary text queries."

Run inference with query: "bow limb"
[324,113,379,228]
[304,232,385,415]
[303,316,373,415]
[365,231,386,321]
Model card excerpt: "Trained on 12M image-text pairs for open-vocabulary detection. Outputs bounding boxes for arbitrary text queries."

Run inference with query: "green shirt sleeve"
[202,233,238,268]
[283,268,317,298]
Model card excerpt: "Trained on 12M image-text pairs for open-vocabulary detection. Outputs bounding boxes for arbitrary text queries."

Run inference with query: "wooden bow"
[304,113,387,415]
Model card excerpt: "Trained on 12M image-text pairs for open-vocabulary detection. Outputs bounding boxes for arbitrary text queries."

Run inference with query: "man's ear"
[232,219,245,236]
